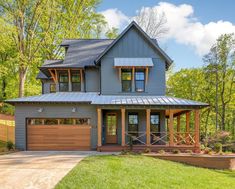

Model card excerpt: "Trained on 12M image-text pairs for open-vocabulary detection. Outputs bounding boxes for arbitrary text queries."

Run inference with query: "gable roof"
[95,21,173,69]
[61,39,113,67]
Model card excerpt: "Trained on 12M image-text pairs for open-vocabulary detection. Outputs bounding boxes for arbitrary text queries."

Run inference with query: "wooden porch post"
[97,108,102,147]
[186,112,190,144]
[146,109,151,146]
[194,110,200,148]
[121,108,126,146]
[177,115,181,142]
[169,110,174,146]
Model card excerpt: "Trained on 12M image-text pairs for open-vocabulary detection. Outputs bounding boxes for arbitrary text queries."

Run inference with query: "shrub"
[6,141,14,151]
[158,150,165,154]
[120,149,130,155]
[203,147,212,154]
[185,150,193,154]
[214,142,223,153]
[144,148,151,153]
[172,149,180,154]
[200,144,206,151]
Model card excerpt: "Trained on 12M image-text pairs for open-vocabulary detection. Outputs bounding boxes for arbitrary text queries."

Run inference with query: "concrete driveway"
[0,151,114,189]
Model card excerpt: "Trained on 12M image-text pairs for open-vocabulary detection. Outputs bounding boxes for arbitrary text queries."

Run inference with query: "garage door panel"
[27,125,91,151]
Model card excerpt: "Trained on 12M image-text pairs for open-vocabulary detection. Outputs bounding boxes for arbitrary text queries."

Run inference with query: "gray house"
[7,22,208,152]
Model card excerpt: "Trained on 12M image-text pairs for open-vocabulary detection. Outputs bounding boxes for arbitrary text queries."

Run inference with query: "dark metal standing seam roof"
[6,92,209,108]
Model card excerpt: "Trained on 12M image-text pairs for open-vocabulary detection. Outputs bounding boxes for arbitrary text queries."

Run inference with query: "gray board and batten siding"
[100,26,166,95]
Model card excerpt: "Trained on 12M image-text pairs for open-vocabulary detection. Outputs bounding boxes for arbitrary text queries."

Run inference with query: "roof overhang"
[114,58,153,67]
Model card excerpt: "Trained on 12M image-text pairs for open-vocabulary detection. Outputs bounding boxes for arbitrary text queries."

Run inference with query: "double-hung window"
[121,69,132,92]
[135,70,145,92]
[150,113,160,133]
[59,72,69,92]
[71,72,81,91]
[128,113,138,137]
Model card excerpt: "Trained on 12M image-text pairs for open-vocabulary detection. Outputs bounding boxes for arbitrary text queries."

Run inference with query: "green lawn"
[55,155,235,189]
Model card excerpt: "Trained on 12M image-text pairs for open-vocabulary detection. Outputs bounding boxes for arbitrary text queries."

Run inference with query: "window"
[59,72,69,91]
[150,113,160,133]
[27,118,90,126]
[135,70,145,92]
[44,119,59,125]
[60,118,73,125]
[71,72,81,91]
[128,113,138,133]
[122,69,132,92]
[50,84,56,93]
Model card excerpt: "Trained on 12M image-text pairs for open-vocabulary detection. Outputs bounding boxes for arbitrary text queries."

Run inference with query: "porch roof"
[6,92,208,108]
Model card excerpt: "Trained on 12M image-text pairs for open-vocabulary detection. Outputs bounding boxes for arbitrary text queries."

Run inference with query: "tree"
[203,34,235,131]
[0,0,106,97]
[134,7,168,39]
[105,27,118,39]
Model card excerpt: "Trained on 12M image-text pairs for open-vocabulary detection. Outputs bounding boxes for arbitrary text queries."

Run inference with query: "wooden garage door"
[27,119,91,151]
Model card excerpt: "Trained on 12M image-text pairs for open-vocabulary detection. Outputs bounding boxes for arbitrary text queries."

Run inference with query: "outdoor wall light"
[72,107,77,113]
[37,107,44,113]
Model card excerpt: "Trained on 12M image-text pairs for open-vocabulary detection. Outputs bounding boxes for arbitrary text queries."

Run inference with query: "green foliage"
[172,149,181,154]
[105,27,118,39]
[214,142,223,153]
[158,149,165,154]
[6,140,14,150]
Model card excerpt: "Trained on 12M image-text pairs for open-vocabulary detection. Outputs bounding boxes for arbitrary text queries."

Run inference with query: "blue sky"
[97,0,235,71]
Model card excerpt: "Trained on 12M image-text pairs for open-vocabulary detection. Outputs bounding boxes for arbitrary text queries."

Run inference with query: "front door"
[106,113,117,144]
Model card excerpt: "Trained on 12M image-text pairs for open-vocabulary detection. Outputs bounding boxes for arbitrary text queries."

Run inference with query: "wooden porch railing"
[124,131,196,146]
[125,131,146,145]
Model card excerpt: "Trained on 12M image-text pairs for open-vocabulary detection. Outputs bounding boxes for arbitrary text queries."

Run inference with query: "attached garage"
[26,118,91,151]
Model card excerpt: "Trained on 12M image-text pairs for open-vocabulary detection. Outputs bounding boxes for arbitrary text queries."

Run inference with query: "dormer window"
[121,69,132,92]
[135,70,145,92]
[59,72,69,92]
[71,71,81,92]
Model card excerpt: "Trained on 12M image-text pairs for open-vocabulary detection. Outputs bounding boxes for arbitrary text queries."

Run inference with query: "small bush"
[144,148,151,153]
[214,142,223,153]
[200,144,206,151]
[158,150,165,154]
[185,150,193,154]
[172,149,180,154]
[208,151,214,155]
[203,147,212,154]
[6,141,14,151]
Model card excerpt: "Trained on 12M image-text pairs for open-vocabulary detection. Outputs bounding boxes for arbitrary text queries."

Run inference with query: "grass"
[55,155,235,189]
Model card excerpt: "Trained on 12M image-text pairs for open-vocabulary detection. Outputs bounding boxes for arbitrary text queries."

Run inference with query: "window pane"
[72,83,81,91]
[60,118,73,125]
[59,73,68,82]
[151,115,159,125]
[50,84,56,93]
[122,81,132,92]
[128,114,138,124]
[28,119,43,125]
[59,83,69,91]
[135,72,145,80]
[44,119,58,125]
[72,73,80,82]
[75,118,90,125]
[122,72,132,80]
[135,81,144,92]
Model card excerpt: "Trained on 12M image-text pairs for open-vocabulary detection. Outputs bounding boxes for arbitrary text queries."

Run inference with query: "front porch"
[96,107,200,152]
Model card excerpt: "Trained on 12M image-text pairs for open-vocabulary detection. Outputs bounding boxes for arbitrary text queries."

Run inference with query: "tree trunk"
[221,104,226,131]
[1,76,7,100]
[18,68,27,98]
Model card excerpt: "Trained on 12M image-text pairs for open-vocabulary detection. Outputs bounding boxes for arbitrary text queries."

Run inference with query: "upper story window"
[135,70,145,92]
[50,84,56,93]
[59,72,69,92]
[121,69,132,92]
[71,71,81,91]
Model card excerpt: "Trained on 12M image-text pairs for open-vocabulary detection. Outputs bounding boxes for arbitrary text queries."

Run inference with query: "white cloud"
[100,8,129,29]
[100,2,235,56]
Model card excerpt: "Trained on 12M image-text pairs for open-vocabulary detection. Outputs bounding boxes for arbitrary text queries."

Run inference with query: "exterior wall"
[15,104,98,150]
[85,68,100,92]
[100,27,166,95]
[42,79,54,94]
